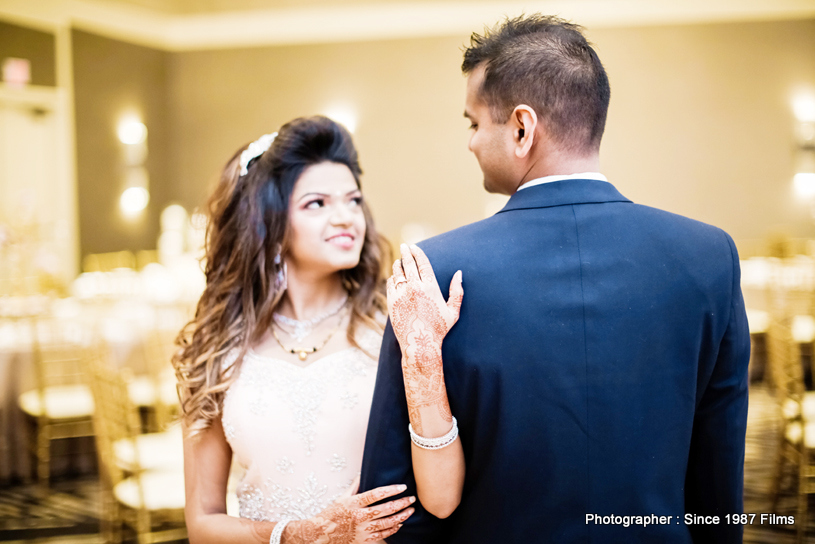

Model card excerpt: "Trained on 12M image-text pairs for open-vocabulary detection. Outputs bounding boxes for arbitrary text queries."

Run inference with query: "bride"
[174,116,415,543]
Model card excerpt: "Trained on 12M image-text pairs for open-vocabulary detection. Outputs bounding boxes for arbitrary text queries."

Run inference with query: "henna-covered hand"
[282,483,415,544]
[388,244,463,435]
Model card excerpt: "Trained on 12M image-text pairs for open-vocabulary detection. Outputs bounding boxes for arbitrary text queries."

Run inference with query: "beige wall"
[591,20,815,242]
[167,36,480,246]
[167,18,815,250]
[6,16,815,258]
[73,30,173,256]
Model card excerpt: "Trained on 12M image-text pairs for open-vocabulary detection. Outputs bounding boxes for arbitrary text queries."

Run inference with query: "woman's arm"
[183,414,416,543]
[388,244,465,519]
[183,418,278,543]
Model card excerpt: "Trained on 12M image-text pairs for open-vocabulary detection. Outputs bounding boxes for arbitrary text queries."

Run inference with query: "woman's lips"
[327,233,355,249]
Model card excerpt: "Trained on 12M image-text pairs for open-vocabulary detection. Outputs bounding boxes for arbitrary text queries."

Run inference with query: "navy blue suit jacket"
[360,179,750,543]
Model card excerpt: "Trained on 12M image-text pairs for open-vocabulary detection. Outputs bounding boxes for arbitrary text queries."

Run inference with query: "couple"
[175,14,750,544]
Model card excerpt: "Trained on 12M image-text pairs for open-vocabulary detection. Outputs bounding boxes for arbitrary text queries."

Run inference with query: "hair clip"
[239,132,277,176]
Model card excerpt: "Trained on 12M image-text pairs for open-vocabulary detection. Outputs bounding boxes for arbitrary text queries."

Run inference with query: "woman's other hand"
[284,483,415,543]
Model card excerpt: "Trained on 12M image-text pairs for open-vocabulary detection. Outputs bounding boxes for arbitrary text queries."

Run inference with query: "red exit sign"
[2,57,31,88]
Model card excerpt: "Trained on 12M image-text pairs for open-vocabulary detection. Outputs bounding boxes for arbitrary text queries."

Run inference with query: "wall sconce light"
[792,94,815,199]
[793,123,815,199]
[117,117,150,218]
[117,120,147,145]
[120,169,150,217]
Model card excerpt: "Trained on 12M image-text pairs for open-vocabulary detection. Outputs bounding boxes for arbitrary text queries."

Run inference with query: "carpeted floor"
[0,478,106,543]
[0,473,184,543]
[0,384,811,543]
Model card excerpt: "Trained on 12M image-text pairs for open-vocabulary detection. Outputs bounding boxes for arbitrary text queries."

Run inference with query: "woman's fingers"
[365,507,415,533]
[353,484,407,507]
[358,495,415,521]
[392,259,407,285]
[447,269,464,318]
[367,524,402,541]
[399,244,421,282]
[409,244,437,286]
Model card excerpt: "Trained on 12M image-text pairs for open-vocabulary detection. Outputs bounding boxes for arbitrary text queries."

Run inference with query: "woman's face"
[285,161,367,277]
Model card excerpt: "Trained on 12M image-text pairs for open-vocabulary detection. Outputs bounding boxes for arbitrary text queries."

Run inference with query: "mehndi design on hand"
[282,484,414,544]
[388,244,463,436]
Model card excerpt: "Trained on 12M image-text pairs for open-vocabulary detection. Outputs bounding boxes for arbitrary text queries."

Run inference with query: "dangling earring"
[274,253,287,292]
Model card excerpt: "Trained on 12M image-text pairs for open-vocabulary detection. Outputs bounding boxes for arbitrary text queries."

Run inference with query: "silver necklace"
[273,294,349,342]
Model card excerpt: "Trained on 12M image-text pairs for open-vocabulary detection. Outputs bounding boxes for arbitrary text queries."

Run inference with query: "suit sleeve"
[685,233,750,543]
[359,319,449,544]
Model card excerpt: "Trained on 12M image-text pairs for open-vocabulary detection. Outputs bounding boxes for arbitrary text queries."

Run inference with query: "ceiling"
[1,0,814,50]
[111,0,438,14]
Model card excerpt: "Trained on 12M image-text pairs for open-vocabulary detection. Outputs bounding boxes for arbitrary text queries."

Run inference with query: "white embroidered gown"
[221,327,381,522]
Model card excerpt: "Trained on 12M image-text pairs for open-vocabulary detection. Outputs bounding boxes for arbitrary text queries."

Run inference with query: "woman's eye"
[304,199,324,210]
[350,196,363,207]
[469,123,478,130]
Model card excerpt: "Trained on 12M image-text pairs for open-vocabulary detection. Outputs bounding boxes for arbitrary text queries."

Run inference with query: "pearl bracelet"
[409,417,459,450]
[270,518,291,544]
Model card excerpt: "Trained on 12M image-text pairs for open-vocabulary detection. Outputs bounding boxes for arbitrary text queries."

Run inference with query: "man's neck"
[517,150,601,191]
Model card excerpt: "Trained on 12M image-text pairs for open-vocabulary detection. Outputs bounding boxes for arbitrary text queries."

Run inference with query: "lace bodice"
[221,327,381,522]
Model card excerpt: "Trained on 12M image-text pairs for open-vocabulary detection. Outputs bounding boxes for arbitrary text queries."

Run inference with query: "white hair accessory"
[239,132,277,176]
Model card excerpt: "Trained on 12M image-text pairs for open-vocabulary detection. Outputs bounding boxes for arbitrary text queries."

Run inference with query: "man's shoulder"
[417,215,503,265]
[626,202,736,253]
[419,200,735,254]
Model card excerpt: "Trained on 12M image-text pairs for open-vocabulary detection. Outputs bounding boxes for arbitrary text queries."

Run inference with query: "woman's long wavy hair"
[174,116,388,436]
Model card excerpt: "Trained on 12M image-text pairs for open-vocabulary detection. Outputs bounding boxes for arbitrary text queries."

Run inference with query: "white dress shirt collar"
[516,172,608,192]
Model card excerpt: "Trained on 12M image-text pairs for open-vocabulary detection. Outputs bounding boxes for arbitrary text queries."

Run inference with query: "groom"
[360,14,749,543]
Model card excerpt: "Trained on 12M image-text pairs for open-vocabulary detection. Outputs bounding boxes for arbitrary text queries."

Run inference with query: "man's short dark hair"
[463,14,610,154]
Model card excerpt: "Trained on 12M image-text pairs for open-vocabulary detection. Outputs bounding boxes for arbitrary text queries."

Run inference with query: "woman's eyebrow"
[296,192,328,202]
[297,189,360,202]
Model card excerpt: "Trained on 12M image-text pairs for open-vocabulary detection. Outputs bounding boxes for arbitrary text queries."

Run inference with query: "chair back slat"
[31,318,92,391]
[142,329,180,430]
[767,317,806,421]
[87,350,142,488]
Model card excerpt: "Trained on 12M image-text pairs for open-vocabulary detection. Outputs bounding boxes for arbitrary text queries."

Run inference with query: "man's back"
[360,179,750,543]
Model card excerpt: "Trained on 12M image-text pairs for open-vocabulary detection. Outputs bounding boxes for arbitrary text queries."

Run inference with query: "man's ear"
[511,105,537,159]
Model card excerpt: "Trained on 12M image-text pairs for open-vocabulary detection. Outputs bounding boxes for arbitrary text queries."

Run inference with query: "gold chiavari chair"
[17,318,95,487]
[741,257,773,381]
[128,329,179,432]
[765,257,815,387]
[746,308,770,381]
[766,258,815,324]
[767,317,815,543]
[87,350,185,544]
